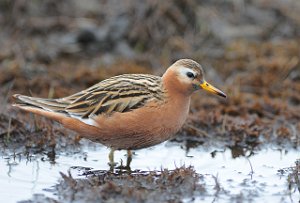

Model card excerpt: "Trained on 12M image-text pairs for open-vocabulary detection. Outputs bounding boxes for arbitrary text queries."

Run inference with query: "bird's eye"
[186,72,195,79]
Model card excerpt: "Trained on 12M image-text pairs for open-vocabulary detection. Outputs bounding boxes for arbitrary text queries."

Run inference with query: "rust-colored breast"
[62,94,190,150]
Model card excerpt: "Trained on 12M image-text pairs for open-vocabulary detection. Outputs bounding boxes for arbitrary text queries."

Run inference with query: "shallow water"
[0,140,299,203]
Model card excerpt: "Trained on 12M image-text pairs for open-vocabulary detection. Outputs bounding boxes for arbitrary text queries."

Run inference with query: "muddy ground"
[0,0,299,202]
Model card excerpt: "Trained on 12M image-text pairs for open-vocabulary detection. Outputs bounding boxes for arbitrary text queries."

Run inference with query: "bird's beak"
[200,80,227,98]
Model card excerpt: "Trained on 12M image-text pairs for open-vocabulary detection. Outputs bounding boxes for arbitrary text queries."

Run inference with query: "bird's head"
[163,59,226,98]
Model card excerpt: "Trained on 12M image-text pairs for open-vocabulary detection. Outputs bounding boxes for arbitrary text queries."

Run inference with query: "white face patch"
[178,67,196,78]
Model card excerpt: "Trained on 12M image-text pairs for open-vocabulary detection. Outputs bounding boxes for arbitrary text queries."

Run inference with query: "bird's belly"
[88,103,189,150]
[93,125,177,150]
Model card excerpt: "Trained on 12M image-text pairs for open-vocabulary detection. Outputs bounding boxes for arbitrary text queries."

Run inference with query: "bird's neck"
[161,70,192,119]
[161,72,191,130]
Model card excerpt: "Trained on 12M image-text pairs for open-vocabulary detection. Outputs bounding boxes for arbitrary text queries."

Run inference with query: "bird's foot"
[115,159,131,172]
[108,161,118,171]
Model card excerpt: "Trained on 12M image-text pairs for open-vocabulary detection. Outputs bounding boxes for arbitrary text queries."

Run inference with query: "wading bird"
[13,59,226,169]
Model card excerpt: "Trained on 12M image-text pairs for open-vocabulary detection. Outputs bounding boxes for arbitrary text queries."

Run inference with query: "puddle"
[0,140,299,202]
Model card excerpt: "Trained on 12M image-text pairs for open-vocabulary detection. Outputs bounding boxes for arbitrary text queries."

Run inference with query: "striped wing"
[61,74,165,118]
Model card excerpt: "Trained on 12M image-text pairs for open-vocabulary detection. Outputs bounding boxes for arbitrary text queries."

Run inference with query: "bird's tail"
[12,94,102,138]
[12,94,69,122]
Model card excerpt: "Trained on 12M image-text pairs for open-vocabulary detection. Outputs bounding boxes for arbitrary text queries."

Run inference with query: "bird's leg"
[108,148,116,170]
[109,148,115,163]
[126,150,132,168]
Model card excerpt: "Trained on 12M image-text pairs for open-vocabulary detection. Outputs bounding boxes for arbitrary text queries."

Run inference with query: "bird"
[12,59,226,168]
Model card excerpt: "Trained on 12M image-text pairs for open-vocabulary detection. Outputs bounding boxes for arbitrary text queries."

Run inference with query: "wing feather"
[63,74,165,118]
[14,74,165,120]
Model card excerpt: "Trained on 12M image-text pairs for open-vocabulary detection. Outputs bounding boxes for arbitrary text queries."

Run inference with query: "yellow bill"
[200,81,227,98]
